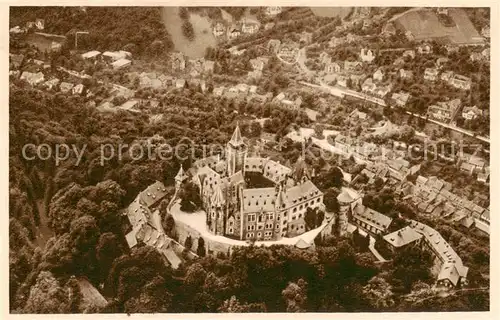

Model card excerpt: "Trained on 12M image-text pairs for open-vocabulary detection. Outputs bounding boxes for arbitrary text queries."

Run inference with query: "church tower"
[226,123,247,176]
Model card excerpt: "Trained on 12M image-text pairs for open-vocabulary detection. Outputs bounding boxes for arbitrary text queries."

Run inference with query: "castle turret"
[226,122,247,176]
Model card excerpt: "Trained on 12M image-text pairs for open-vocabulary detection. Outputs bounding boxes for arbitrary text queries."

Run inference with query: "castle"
[187,123,325,241]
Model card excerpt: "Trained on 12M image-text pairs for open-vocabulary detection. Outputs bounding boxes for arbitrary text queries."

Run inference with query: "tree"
[184,235,193,250]
[314,124,324,139]
[196,237,206,257]
[304,207,317,231]
[323,188,340,213]
[182,21,195,41]
[23,271,70,313]
[179,182,201,212]
[218,295,267,312]
[282,278,308,312]
[362,276,395,311]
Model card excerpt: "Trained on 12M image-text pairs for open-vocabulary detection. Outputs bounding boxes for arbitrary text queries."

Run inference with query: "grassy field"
[393,8,484,45]
[309,7,353,19]
[161,7,216,58]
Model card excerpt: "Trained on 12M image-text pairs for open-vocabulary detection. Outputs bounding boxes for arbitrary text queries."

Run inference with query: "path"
[368,235,388,262]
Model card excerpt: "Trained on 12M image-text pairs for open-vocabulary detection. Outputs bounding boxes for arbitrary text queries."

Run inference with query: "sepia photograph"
[7,3,493,315]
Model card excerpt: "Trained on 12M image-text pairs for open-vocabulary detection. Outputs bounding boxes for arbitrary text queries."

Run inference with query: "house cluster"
[328,33,362,48]
[124,181,195,270]
[400,175,489,236]
[212,18,261,40]
[361,77,393,98]
[213,82,273,105]
[423,66,473,90]
[170,52,215,79]
[458,152,489,183]
[383,220,468,288]
[81,50,132,69]
[10,18,45,34]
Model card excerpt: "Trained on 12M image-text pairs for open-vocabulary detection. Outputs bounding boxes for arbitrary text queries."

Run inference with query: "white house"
[360,48,375,63]
[265,7,282,16]
[462,106,483,120]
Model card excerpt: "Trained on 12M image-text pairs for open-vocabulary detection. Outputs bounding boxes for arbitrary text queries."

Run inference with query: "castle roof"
[139,181,168,208]
[229,122,245,147]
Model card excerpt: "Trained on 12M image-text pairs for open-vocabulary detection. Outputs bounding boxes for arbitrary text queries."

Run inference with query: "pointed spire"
[291,156,311,182]
[175,165,186,182]
[229,122,245,147]
[211,185,225,208]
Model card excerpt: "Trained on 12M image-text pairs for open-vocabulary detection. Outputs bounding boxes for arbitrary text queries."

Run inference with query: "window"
[267,213,274,220]
[229,221,233,226]
[276,224,280,229]
[258,225,263,230]
[248,214,256,222]
[293,208,297,213]
[299,213,302,218]
[258,214,263,223]
[257,232,262,238]
[228,228,233,234]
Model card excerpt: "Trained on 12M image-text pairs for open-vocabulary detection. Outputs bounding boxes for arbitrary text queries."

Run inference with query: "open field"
[393,8,484,45]
[310,7,353,19]
[161,7,216,58]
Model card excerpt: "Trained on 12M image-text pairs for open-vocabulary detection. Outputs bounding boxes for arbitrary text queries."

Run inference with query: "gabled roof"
[210,185,225,207]
[383,226,423,247]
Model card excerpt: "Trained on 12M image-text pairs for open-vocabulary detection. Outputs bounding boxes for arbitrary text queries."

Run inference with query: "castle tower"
[209,184,226,235]
[226,122,247,176]
[336,189,356,237]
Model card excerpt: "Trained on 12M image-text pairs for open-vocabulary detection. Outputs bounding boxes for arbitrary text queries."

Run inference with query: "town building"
[360,48,376,63]
[427,99,461,122]
[449,74,472,90]
[324,62,341,74]
[391,91,411,107]
[43,78,60,90]
[72,83,84,95]
[265,6,282,16]
[171,52,186,71]
[241,19,260,34]
[373,68,384,82]
[81,50,101,60]
[190,124,324,241]
[399,69,414,80]
[417,43,433,54]
[212,22,226,37]
[111,58,131,70]
[462,105,483,120]
[60,81,74,93]
[20,71,44,86]
[424,68,439,81]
